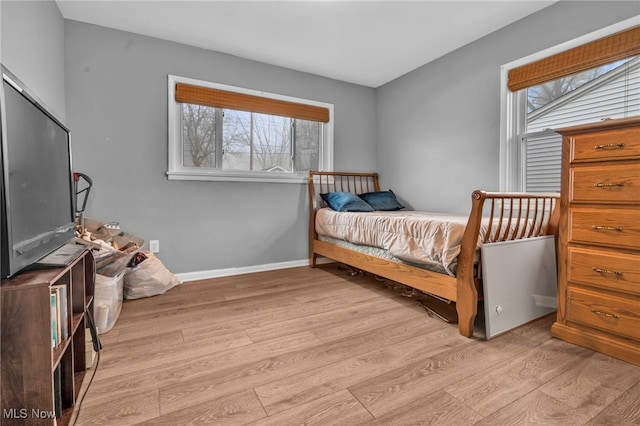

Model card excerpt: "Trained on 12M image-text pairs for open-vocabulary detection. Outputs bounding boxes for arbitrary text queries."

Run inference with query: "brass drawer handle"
[591,225,623,232]
[593,182,625,188]
[592,267,623,276]
[594,143,625,150]
[591,309,619,319]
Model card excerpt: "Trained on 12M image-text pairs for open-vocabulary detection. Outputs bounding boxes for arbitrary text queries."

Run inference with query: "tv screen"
[1,68,76,278]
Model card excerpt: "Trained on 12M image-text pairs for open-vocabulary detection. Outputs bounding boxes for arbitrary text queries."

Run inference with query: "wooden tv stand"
[1,247,95,425]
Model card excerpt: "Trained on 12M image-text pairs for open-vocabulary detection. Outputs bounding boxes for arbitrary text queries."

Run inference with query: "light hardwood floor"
[74,264,640,425]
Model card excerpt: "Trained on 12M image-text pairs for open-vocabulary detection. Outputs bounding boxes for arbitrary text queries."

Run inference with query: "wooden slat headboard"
[307,171,380,210]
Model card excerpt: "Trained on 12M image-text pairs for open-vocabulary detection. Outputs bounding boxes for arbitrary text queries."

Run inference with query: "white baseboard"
[175,257,334,283]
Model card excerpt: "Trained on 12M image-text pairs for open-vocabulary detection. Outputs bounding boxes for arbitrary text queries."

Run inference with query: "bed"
[308,171,560,338]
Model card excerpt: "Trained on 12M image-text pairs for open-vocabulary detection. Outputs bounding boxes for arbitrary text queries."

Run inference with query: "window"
[518,58,638,192]
[500,21,640,192]
[168,75,333,183]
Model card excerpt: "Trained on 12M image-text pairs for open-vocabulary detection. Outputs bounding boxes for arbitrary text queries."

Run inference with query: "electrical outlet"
[149,240,160,253]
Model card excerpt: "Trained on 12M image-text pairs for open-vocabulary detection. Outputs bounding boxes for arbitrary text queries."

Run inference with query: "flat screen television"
[0,66,76,278]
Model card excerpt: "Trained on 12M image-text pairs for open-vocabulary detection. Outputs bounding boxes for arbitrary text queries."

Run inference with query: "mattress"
[315,208,487,276]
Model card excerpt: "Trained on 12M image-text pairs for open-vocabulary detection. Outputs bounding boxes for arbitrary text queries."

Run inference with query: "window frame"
[499,16,639,192]
[167,75,334,183]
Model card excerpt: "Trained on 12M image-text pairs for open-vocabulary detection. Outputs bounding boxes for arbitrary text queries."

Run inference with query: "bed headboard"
[307,171,380,211]
[307,171,379,251]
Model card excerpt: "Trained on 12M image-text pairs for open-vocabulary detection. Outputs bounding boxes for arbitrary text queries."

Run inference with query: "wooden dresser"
[552,116,640,366]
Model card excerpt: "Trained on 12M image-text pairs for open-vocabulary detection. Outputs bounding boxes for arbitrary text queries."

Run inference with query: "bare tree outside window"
[181,104,215,168]
[222,111,292,171]
[294,120,320,172]
[527,58,634,112]
[181,104,320,173]
[253,114,292,171]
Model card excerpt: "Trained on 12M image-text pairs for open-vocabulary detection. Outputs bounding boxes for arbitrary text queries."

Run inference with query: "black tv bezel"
[0,65,76,279]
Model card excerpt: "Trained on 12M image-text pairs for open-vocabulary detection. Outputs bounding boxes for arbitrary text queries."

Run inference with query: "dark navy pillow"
[320,192,374,212]
[358,190,405,211]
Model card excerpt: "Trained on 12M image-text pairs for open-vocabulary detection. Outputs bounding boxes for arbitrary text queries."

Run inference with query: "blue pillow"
[320,192,374,212]
[358,190,405,211]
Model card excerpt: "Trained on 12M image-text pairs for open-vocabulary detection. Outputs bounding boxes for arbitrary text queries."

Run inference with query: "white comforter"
[315,208,485,276]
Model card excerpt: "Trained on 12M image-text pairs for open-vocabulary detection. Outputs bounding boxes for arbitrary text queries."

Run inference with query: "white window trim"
[499,15,640,192]
[167,75,334,184]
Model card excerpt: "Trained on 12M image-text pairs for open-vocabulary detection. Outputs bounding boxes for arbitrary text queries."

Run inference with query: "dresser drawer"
[570,164,640,203]
[568,247,640,296]
[571,127,640,163]
[569,208,640,249]
[567,286,640,341]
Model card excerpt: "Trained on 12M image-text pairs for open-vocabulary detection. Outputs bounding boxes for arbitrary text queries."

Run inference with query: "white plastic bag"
[123,252,181,299]
[93,270,124,334]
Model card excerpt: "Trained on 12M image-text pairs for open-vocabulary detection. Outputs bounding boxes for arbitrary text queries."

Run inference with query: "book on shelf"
[53,364,62,418]
[51,288,61,346]
[50,292,58,348]
[51,284,69,341]
[50,284,69,348]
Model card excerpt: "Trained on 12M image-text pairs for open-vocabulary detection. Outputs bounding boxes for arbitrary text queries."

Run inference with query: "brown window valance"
[508,25,640,91]
[175,83,330,123]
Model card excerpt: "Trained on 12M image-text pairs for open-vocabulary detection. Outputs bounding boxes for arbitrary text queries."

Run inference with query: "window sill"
[166,170,308,184]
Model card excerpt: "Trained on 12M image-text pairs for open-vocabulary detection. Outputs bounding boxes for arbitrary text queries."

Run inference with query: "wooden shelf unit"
[1,248,95,425]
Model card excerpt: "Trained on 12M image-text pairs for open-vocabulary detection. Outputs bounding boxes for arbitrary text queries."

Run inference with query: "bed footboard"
[307,171,559,338]
[456,190,559,337]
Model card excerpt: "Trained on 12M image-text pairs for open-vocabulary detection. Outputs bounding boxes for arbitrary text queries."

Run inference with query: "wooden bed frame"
[308,171,560,338]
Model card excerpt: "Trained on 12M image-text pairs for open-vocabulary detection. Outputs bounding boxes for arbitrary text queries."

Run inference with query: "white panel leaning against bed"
[307,171,560,338]
[482,235,558,339]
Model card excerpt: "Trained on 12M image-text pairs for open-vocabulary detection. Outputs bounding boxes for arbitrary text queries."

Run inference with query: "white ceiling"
[56,1,557,88]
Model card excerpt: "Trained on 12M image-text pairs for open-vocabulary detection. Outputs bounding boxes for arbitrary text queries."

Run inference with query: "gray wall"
[4,1,638,277]
[64,21,377,274]
[0,0,66,120]
[376,1,639,214]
